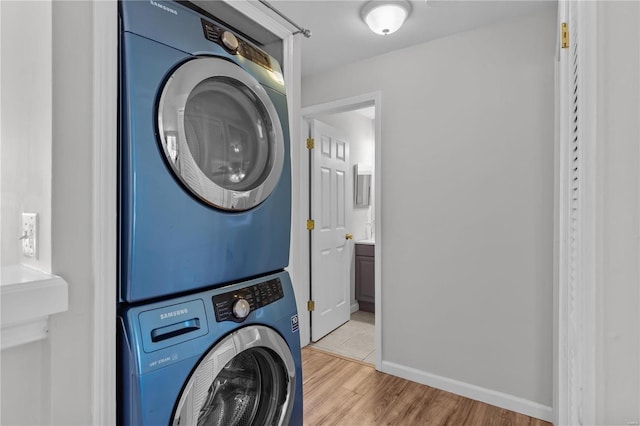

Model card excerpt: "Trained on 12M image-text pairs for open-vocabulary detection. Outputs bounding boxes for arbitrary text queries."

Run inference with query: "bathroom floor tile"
[309,311,375,364]
[363,350,376,364]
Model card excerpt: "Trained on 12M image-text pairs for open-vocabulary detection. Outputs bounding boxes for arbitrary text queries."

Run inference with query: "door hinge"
[306,138,315,149]
[561,22,569,49]
[306,219,315,230]
[307,300,315,311]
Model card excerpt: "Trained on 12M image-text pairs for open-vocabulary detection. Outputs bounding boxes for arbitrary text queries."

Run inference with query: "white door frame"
[300,92,382,368]
[91,1,118,424]
[554,1,598,425]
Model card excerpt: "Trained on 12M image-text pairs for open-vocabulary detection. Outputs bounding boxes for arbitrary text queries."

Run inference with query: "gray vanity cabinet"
[355,243,375,313]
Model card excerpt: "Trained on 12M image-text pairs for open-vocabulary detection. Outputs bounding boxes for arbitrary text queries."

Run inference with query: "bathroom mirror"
[354,164,372,207]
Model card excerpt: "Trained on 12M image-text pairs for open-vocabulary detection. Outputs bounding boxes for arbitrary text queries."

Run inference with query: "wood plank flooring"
[302,347,552,426]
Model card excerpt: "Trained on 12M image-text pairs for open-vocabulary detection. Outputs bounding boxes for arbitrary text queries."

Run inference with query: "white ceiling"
[267,0,556,76]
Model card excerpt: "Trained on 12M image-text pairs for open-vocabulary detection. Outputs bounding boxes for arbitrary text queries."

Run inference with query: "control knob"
[232,298,251,319]
[220,31,239,54]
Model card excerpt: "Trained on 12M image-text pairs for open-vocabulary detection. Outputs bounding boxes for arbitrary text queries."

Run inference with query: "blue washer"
[119,0,292,303]
[118,270,303,426]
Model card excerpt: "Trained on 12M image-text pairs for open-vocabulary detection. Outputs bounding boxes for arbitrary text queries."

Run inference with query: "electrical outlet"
[20,212,37,258]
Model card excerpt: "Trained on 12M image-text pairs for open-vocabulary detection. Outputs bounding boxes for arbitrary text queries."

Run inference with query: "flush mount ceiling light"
[361,0,412,35]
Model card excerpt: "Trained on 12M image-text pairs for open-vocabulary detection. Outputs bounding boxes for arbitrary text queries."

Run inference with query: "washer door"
[172,326,295,426]
[158,57,285,211]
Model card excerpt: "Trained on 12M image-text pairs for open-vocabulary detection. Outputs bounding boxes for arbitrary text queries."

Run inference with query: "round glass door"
[158,57,285,211]
[172,326,295,426]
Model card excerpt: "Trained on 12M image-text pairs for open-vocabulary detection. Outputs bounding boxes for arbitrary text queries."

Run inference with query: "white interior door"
[309,119,352,342]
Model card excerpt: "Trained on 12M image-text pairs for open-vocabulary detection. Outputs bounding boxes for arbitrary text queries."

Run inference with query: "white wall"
[2,1,94,424]
[1,1,52,424]
[0,0,52,272]
[302,6,556,415]
[596,1,640,423]
[1,341,47,425]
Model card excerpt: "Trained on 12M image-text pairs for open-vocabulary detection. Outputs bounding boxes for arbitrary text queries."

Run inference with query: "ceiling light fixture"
[361,0,411,36]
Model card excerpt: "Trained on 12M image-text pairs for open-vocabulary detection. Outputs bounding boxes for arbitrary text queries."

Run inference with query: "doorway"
[301,93,381,367]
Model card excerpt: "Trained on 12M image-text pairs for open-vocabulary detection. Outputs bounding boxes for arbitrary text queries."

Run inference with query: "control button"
[232,298,251,319]
[220,31,239,53]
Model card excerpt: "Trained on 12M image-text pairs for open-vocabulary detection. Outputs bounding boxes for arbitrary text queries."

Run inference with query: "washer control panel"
[212,278,284,323]
[200,18,272,71]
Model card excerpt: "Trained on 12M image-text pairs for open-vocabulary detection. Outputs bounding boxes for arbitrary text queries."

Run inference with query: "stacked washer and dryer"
[117,1,302,424]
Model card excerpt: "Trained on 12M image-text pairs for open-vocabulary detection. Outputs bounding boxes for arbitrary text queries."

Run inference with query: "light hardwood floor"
[302,347,552,426]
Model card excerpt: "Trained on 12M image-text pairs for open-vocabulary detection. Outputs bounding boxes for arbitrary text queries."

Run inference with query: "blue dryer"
[119,271,303,425]
[119,0,292,302]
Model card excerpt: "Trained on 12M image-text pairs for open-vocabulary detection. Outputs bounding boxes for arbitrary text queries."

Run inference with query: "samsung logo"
[160,308,188,320]
[150,0,177,15]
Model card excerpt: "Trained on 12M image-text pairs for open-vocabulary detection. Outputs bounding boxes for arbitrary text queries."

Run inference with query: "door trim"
[300,92,382,369]
[91,1,117,424]
[554,1,598,424]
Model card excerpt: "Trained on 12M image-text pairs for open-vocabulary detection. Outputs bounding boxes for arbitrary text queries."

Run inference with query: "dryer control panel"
[201,18,273,71]
[212,278,284,323]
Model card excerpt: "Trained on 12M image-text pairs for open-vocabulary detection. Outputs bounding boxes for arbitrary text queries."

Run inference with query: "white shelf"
[1,265,68,350]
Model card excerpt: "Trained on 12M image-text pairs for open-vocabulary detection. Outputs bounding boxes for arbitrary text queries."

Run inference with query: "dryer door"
[172,325,295,426]
[158,57,285,211]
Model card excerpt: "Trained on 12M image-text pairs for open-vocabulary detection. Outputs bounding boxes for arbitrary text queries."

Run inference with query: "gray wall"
[596,1,640,423]
[302,6,556,408]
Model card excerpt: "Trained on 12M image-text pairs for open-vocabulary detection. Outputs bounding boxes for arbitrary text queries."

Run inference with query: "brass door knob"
[345,233,353,240]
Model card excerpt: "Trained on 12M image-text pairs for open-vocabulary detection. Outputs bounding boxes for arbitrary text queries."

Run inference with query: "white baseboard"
[380,360,553,422]
[350,302,360,314]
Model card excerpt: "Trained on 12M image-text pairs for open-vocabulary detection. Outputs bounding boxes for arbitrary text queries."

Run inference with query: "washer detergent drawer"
[139,299,208,353]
